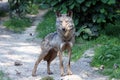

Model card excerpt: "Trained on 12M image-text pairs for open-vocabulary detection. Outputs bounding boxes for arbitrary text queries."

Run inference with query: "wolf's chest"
[50,36,73,51]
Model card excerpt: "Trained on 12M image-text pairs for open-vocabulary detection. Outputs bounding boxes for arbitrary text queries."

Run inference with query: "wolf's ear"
[56,11,61,17]
[67,10,73,17]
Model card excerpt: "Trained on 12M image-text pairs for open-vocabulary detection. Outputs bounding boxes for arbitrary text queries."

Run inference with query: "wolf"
[32,11,75,76]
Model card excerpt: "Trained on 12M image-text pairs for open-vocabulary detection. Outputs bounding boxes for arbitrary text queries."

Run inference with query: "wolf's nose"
[62,28,66,31]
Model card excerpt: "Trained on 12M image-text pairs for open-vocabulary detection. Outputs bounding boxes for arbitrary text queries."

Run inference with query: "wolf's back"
[40,32,57,49]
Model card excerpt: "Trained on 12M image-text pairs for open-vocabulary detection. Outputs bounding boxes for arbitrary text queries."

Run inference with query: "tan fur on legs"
[67,48,72,75]
[58,51,65,76]
[32,50,48,76]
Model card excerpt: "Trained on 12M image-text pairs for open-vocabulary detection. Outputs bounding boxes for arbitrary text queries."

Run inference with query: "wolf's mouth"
[62,27,74,32]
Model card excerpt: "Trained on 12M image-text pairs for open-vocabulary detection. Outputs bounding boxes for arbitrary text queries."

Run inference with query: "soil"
[0,10,108,80]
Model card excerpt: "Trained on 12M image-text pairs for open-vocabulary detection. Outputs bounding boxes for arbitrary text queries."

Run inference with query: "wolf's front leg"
[58,51,65,76]
[67,48,72,75]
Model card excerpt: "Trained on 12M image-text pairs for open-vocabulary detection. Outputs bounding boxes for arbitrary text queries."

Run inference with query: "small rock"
[14,61,22,66]
[29,33,33,36]
[99,65,104,71]
[113,63,119,69]
[15,70,21,75]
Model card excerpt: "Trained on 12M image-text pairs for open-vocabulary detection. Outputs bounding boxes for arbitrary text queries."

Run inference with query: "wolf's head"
[56,11,75,38]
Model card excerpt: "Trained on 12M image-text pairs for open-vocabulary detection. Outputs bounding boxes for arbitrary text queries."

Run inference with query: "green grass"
[90,20,120,79]
[41,76,54,80]
[36,10,120,79]
[0,71,4,80]
[36,11,56,38]
[71,38,95,61]
[0,71,11,80]
[92,44,120,79]
[4,17,32,33]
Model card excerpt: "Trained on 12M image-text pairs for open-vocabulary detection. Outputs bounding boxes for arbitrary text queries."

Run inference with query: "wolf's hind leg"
[44,49,57,75]
[32,50,48,76]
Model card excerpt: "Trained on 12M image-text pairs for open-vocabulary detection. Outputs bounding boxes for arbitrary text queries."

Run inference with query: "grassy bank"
[91,21,120,79]
[36,10,120,79]
[4,17,32,33]
[36,11,56,38]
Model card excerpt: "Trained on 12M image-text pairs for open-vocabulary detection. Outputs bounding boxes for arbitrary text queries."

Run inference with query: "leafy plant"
[104,20,120,38]
[38,0,118,40]
[27,3,39,14]
[76,24,99,40]
[4,17,31,32]
[8,0,34,18]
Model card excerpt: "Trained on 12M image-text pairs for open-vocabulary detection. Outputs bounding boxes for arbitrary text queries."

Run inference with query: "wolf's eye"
[65,21,68,23]
[60,21,62,23]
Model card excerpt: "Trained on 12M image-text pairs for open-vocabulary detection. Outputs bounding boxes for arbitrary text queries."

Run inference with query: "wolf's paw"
[48,71,53,75]
[67,70,72,75]
[61,73,66,76]
[32,73,37,77]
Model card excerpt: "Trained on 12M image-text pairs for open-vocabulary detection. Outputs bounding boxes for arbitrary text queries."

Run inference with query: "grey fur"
[32,11,75,76]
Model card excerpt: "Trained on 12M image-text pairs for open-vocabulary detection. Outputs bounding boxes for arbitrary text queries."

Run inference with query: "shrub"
[27,3,39,14]
[8,0,34,18]
[0,11,7,17]
[104,20,120,38]
[39,0,118,40]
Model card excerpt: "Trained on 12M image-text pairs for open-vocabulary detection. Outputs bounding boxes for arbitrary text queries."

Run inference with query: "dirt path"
[0,10,108,80]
